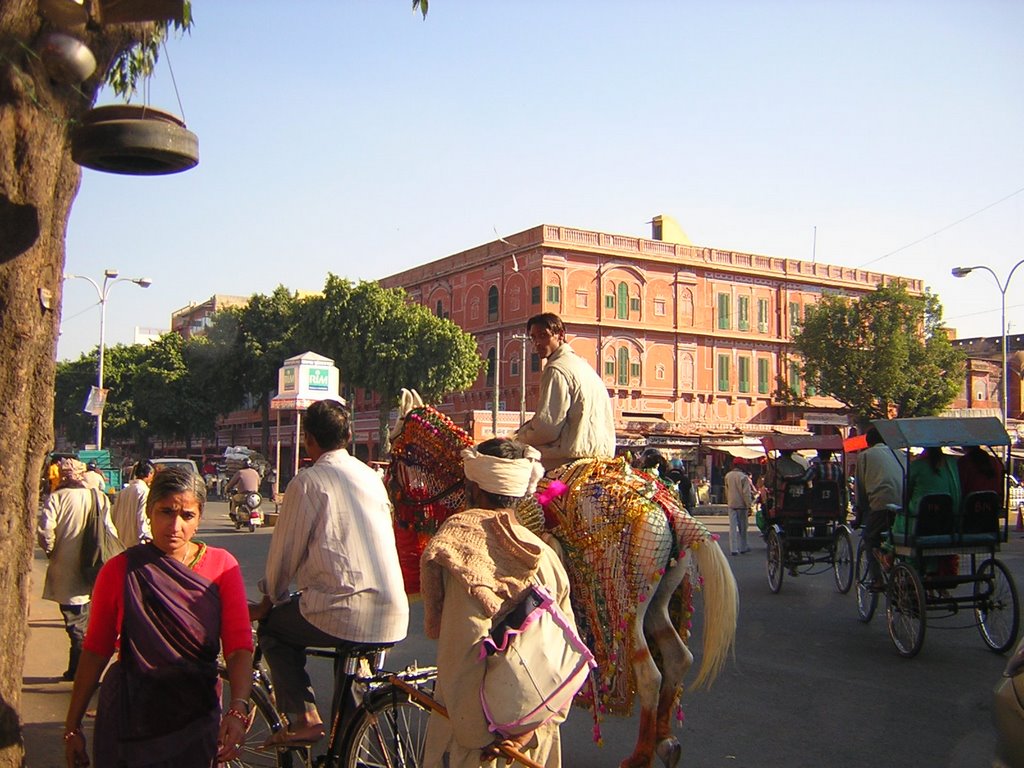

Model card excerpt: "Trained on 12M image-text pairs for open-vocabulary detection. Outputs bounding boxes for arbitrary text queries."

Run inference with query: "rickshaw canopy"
[760,433,845,453]
[872,416,1010,450]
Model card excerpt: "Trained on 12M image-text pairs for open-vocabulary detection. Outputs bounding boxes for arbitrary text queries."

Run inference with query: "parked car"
[994,635,1024,768]
[151,457,200,476]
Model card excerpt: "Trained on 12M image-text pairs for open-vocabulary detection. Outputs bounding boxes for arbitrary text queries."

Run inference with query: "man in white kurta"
[109,461,153,548]
[421,439,577,768]
[252,399,409,744]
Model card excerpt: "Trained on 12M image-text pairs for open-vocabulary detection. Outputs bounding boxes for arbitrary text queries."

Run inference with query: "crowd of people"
[37,309,1014,768]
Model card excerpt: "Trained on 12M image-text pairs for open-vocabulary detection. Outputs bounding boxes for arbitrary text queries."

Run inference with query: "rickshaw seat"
[776,480,809,517]
[809,481,842,519]
[960,490,1000,544]
[903,493,956,547]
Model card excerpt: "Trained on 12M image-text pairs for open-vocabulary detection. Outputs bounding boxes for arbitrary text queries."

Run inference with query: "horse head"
[386,389,473,535]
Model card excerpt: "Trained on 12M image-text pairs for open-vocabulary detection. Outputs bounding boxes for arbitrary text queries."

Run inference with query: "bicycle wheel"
[221,680,292,768]
[975,558,1021,654]
[832,526,854,594]
[855,538,878,623]
[886,562,926,658]
[340,685,432,768]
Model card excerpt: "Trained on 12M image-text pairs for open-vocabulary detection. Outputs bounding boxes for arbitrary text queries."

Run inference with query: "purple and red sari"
[94,544,223,767]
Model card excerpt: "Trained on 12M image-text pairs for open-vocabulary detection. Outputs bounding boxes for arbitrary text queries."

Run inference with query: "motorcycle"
[229,491,264,532]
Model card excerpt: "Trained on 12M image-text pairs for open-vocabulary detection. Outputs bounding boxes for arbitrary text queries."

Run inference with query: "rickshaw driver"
[765,448,812,511]
[855,427,907,586]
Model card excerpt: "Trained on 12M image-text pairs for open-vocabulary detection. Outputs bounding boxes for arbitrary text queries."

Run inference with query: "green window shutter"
[630,362,641,378]
[617,283,628,320]
[758,298,769,333]
[738,357,750,393]
[617,347,629,385]
[546,285,561,303]
[789,361,800,392]
[604,360,615,376]
[717,354,730,391]
[789,301,801,331]
[758,358,770,394]
[717,293,730,330]
[738,296,749,331]
[605,294,615,310]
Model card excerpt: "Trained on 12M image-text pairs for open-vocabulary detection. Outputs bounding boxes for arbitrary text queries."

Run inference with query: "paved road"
[24,502,1023,767]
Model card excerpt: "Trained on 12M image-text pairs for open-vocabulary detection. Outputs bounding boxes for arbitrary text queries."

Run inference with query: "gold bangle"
[230,697,251,714]
[63,729,82,743]
[224,708,248,727]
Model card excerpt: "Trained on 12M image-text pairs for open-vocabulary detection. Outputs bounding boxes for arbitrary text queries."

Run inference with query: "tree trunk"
[378,402,391,459]
[0,6,146,762]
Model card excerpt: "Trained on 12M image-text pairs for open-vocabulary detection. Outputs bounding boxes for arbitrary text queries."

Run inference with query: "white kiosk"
[269,351,344,501]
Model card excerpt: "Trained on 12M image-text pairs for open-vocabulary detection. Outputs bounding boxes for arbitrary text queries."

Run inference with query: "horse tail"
[688,536,738,690]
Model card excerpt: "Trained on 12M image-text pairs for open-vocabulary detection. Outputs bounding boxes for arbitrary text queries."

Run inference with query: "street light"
[63,269,153,450]
[951,260,1024,426]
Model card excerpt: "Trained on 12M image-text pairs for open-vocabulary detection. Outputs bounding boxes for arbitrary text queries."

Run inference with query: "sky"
[57,0,1024,361]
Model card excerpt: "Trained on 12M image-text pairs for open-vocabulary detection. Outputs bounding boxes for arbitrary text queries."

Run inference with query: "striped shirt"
[259,449,409,643]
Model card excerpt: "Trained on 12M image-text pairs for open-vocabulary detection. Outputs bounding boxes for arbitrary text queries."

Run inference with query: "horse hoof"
[656,738,681,768]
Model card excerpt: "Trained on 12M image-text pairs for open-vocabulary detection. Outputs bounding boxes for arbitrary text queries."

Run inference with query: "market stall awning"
[712,445,765,460]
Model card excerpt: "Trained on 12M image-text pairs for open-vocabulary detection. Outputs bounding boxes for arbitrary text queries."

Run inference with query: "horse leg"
[647,563,692,768]
[619,588,661,768]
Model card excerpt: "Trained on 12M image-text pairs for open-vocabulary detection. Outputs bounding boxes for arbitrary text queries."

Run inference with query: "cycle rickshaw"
[853,416,1021,658]
[760,434,855,594]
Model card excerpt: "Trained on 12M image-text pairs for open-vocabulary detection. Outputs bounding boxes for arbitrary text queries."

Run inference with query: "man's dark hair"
[526,312,565,338]
[148,465,206,513]
[475,437,529,509]
[133,461,155,480]
[305,399,351,451]
[865,427,883,447]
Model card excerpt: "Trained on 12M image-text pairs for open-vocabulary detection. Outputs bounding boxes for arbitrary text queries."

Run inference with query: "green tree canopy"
[306,276,482,452]
[794,281,965,422]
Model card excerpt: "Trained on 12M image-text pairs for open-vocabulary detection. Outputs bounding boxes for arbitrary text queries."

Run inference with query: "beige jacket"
[515,343,616,470]
[37,487,115,605]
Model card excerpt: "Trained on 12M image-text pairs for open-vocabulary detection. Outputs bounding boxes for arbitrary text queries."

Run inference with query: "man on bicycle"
[855,426,907,586]
[251,399,409,746]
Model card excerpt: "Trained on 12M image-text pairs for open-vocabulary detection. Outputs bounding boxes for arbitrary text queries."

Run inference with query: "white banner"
[84,386,107,416]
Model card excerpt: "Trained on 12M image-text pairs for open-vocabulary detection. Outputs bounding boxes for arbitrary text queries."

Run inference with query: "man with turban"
[421,438,578,768]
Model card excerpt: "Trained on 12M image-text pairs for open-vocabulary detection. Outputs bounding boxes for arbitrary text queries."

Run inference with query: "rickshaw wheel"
[832,527,854,594]
[855,539,878,622]
[887,563,926,658]
[766,528,784,593]
[975,558,1021,653]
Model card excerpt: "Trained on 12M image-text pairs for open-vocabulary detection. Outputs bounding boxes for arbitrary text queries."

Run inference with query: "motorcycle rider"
[226,458,261,521]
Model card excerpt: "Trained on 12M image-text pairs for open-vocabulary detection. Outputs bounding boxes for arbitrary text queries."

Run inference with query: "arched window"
[617,347,629,385]
[488,286,499,322]
[617,282,629,320]
[486,347,496,386]
[435,300,443,317]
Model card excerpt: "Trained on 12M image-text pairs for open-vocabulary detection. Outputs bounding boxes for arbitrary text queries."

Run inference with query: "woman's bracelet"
[224,708,248,727]
[229,697,251,714]
[63,728,82,743]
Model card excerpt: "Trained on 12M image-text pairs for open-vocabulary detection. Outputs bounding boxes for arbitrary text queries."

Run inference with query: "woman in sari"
[62,466,254,767]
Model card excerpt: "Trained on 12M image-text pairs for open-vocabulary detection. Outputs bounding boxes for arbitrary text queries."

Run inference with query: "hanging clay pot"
[37,32,96,83]
[71,105,199,176]
[37,0,88,29]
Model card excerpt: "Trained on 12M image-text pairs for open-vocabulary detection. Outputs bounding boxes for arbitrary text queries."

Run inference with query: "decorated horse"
[386,390,739,768]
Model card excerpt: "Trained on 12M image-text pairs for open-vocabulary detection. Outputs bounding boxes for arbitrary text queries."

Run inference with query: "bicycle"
[218,630,437,768]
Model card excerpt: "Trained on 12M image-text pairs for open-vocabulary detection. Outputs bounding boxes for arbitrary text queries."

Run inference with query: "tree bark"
[0,5,147,762]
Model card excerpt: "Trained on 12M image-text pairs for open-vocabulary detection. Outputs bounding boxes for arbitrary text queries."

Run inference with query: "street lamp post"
[511,332,529,426]
[64,269,153,449]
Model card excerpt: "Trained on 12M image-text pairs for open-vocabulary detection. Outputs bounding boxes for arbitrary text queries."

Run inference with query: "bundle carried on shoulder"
[478,582,595,738]
[80,489,125,583]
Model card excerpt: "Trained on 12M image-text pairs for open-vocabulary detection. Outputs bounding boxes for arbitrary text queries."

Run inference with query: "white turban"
[462,444,543,498]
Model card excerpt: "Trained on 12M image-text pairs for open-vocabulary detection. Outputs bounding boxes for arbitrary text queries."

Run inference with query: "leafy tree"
[54,344,150,450]
[794,281,965,422]
[307,276,482,454]
[132,333,223,450]
[230,287,307,456]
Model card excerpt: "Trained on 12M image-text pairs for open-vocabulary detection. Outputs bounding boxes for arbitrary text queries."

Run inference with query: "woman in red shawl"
[62,466,254,767]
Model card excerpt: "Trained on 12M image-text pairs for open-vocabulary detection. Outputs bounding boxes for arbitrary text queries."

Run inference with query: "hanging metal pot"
[71,104,199,175]
[37,32,96,84]
[37,0,88,29]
